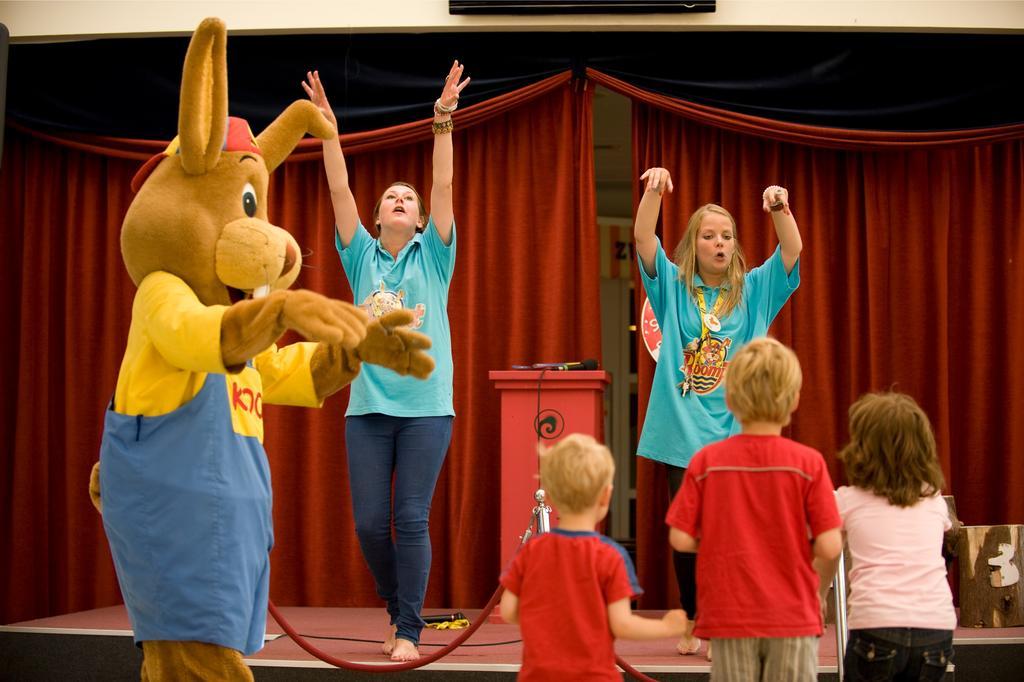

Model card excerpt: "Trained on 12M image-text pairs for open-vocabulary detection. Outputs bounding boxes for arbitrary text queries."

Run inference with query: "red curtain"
[7,61,1022,624]
[587,69,1024,608]
[0,73,601,623]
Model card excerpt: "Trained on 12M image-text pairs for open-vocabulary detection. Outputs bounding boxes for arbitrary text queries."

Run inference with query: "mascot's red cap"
[131,116,261,193]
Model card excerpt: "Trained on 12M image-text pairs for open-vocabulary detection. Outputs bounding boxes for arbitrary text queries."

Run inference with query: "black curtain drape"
[7,32,1024,137]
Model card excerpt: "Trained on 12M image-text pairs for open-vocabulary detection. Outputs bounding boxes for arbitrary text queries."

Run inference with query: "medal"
[696,289,724,335]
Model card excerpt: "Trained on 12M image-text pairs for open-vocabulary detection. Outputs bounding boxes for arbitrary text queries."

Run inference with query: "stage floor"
[3,605,1023,680]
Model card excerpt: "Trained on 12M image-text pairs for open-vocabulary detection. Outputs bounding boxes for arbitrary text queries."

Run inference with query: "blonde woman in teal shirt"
[634,167,803,659]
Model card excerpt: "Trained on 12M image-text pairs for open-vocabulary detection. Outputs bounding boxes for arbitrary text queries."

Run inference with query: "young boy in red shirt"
[500,434,688,680]
[666,337,842,681]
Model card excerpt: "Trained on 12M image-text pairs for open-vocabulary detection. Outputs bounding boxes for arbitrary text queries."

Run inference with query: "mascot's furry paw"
[357,310,435,379]
[279,290,368,349]
[89,461,102,513]
[221,289,369,368]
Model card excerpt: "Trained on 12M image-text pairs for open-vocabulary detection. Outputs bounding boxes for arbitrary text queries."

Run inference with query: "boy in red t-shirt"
[665,337,842,681]
[500,434,688,680]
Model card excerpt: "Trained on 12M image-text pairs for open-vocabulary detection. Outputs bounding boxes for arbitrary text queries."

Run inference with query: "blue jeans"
[844,628,953,682]
[345,414,453,647]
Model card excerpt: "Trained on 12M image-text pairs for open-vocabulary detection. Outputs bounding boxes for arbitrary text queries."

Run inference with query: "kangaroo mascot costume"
[88,18,433,680]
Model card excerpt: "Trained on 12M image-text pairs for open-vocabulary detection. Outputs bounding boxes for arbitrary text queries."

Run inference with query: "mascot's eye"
[242,183,258,218]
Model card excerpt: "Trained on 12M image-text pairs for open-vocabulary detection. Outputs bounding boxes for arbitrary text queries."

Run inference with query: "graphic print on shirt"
[360,281,425,329]
[681,336,732,395]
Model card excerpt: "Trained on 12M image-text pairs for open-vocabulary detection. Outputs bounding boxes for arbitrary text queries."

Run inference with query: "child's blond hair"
[725,337,802,425]
[839,392,945,507]
[539,434,615,514]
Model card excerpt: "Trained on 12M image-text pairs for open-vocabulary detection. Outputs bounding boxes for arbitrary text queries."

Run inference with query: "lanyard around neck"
[695,288,724,342]
[679,288,724,397]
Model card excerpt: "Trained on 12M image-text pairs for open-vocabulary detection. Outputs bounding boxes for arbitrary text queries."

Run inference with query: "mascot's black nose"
[283,242,297,278]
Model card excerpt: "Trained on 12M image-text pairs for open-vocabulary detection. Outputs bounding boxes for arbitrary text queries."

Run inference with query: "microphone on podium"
[530,359,599,371]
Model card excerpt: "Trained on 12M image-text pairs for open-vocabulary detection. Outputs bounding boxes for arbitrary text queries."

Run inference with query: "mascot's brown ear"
[175,16,334,177]
[178,17,228,176]
[256,101,336,173]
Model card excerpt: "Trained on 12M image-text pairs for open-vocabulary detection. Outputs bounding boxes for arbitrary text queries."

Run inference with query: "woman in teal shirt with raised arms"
[634,167,803,660]
[304,61,469,662]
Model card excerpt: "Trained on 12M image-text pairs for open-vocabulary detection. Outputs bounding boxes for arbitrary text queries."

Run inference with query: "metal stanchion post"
[519,488,553,548]
[833,551,849,681]
[533,488,551,535]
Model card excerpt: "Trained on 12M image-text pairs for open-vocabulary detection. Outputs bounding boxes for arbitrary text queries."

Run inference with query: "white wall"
[3,1,1023,42]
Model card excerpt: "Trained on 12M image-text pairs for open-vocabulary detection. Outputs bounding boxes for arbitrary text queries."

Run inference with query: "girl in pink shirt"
[833,392,957,682]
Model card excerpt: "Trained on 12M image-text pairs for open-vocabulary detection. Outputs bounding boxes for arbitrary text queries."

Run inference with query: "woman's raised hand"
[640,167,674,195]
[762,185,790,214]
[302,70,339,133]
[436,60,471,115]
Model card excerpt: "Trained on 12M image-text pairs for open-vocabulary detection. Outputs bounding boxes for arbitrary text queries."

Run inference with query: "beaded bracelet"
[434,97,458,116]
[763,185,786,211]
[432,119,454,135]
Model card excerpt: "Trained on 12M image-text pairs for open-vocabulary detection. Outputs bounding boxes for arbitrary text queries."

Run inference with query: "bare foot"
[706,640,712,662]
[676,634,702,655]
[382,624,397,656]
[676,617,701,656]
[390,637,420,662]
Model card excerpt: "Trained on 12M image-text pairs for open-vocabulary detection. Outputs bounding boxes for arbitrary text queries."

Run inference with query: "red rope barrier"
[270,587,666,679]
[616,653,659,682]
[267,584,504,672]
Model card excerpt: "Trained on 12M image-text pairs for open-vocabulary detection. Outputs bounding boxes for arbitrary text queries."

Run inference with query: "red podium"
[488,370,611,574]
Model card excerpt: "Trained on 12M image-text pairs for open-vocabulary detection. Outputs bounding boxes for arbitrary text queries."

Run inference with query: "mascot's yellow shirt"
[114,271,321,442]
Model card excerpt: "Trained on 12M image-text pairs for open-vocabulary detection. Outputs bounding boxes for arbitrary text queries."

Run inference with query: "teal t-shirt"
[336,218,455,417]
[637,238,799,467]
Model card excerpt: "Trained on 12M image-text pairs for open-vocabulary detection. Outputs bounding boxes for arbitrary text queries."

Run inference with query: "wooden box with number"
[958,524,1024,628]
